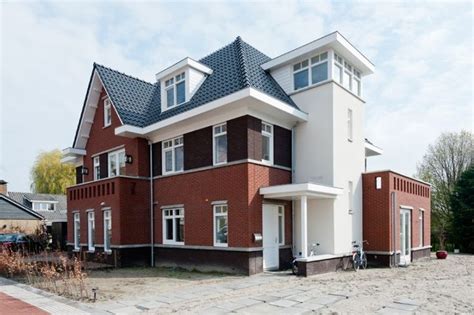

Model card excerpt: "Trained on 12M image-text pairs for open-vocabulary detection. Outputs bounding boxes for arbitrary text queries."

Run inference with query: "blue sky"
[1,0,472,192]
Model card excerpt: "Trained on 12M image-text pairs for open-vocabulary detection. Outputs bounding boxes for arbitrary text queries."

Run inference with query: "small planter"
[436,250,448,259]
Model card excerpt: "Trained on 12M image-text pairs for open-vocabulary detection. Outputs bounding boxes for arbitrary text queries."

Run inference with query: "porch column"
[300,195,308,258]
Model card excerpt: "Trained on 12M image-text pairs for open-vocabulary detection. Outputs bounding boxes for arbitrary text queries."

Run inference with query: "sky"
[1,0,473,192]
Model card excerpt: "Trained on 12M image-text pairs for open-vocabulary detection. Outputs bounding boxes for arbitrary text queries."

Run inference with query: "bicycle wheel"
[353,253,360,271]
[361,253,368,270]
[292,261,299,275]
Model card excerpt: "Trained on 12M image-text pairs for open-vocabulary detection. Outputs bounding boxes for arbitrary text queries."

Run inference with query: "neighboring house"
[62,32,431,275]
[8,191,67,249]
[0,181,44,234]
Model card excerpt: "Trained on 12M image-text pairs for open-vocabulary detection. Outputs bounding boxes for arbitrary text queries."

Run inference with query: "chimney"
[0,180,7,195]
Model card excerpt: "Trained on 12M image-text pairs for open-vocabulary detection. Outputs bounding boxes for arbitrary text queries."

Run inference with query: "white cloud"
[0,1,472,191]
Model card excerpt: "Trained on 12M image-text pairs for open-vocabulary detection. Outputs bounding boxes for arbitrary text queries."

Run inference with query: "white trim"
[212,122,227,166]
[91,145,125,158]
[73,212,80,251]
[162,207,185,245]
[260,182,344,200]
[160,204,184,209]
[295,253,350,263]
[261,31,374,75]
[162,136,184,175]
[103,209,112,252]
[411,245,432,251]
[211,200,227,205]
[261,121,274,165]
[213,203,228,247]
[114,87,308,138]
[154,244,262,252]
[103,98,112,127]
[277,205,285,246]
[400,205,414,210]
[107,148,126,177]
[155,57,213,81]
[87,211,95,251]
[365,141,383,157]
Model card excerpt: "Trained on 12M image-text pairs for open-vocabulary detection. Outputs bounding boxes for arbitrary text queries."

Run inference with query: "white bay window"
[293,52,328,90]
[334,52,362,97]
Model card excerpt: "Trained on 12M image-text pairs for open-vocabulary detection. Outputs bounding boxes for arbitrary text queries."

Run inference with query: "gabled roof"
[8,192,66,222]
[0,194,44,220]
[74,37,297,142]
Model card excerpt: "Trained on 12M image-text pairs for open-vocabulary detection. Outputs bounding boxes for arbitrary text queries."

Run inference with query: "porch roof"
[259,182,343,200]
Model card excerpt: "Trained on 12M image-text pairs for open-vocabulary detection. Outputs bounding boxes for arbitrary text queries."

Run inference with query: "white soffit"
[260,182,344,200]
[261,31,374,75]
[155,57,213,81]
[365,142,383,157]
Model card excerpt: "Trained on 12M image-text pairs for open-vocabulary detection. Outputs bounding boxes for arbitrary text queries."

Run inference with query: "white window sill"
[163,242,185,246]
[213,243,228,248]
[103,125,111,129]
[162,170,184,176]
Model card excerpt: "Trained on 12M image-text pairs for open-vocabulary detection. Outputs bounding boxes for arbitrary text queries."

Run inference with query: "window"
[93,156,100,180]
[104,98,112,127]
[162,208,184,245]
[278,205,284,245]
[162,136,184,174]
[213,204,228,247]
[108,149,126,177]
[376,177,382,189]
[73,213,80,250]
[293,52,328,90]
[165,72,186,109]
[347,109,353,141]
[261,122,273,164]
[33,202,55,211]
[103,210,112,252]
[87,211,95,251]
[348,181,353,213]
[213,123,227,165]
[419,210,424,247]
[334,53,362,96]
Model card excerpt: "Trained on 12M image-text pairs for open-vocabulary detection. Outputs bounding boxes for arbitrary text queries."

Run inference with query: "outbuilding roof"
[0,194,44,221]
[8,192,66,223]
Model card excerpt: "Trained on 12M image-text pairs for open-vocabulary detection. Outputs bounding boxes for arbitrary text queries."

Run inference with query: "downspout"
[148,140,155,267]
[291,125,296,256]
[391,191,396,267]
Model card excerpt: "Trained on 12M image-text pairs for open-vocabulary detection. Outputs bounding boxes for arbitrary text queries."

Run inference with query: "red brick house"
[62,32,431,275]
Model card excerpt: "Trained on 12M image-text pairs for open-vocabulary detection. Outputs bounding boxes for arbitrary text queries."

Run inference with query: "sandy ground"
[86,254,473,313]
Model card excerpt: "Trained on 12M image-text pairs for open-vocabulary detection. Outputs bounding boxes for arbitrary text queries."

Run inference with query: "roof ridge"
[93,63,155,87]
[234,36,250,88]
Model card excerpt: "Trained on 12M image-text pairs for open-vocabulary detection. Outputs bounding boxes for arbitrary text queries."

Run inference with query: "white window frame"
[162,136,184,175]
[261,122,274,165]
[93,156,100,180]
[103,209,112,252]
[334,52,362,97]
[73,212,80,250]
[347,108,353,142]
[293,51,329,91]
[213,203,228,247]
[376,176,382,189]
[104,98,112,127]
[87,211,95,251]
[108,149,126,177]
[165,72,186,109]
[213,123,227,166]
[162,208,185,245]
[348,181,354,213]
[33,202,56,211]
[419,209,424,247]
[277,205,285,245]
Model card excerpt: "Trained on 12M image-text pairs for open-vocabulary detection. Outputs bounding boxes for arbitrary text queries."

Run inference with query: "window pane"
[215,134,227,164]
[320,52,328,60]
[109,154,117,176]
[294,69,309,90]
[333,64,342,83]
[176,217,184,242]
[278,215,283,244]
[353,79,360,96]
[175,146,183,171]
[311,62,328,84]
[215,215,228,244]
[176,81,185,104]
[166,218,173,240]
[343,71,351,90]
[166,87,174,108]
[165,150,173,172]
[262,135,270,161]
[119,151,126,175]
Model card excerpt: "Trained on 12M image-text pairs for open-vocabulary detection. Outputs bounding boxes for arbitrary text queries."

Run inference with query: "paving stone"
[94,301,129,311]
[294,301,325,312]
[135,300,168,310]
[269,299,300,308]
[307,294,344,305]
[250,295,281,303]
[394,298,421,306]
[385,302,418,311]
[154,295,181,304]
[377,306,414,314]
[198,306,229,315]
[234,298,262,307]
[110,306,143,315]
[269,288,304,298]
[216,301,246,311]
[287,293,314,303]
[235,302,287,314]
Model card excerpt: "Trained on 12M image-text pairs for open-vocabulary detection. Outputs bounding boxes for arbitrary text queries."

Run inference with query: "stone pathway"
[0,277,104,315]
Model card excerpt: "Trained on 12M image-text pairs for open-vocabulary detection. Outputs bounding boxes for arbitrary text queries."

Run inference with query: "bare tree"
[416,130,473,249]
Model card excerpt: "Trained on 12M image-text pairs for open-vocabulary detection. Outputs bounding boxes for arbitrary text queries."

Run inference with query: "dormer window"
[334,53,362,96]
[165,72,186,109]
[293,52,328,91]
[104,98,112,127]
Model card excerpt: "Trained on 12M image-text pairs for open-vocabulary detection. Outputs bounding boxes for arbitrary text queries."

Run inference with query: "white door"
[399,209,411,265]
[263,204,279,270]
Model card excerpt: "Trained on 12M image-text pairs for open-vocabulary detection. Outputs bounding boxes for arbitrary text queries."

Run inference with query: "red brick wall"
[82,90,149,182]
[363,171,431,253]
[67,177,150,246]
[153,163,291,248]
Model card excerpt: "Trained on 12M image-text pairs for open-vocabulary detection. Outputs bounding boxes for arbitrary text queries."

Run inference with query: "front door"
[399,209,411,265]
[263,204,279,270]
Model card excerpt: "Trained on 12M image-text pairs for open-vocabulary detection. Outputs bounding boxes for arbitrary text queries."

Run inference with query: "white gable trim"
[155,57,213,81]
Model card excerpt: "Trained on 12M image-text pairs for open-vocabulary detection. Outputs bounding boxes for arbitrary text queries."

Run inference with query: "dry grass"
[0,249,89,301]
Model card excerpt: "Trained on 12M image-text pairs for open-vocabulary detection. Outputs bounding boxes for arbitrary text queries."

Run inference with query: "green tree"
[416,130,473,249]
[31,149,75,194]
[450,166,474,253]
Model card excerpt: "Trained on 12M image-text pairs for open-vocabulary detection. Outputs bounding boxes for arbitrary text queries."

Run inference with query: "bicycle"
[351,240,368,271]
[292,243,319,275]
